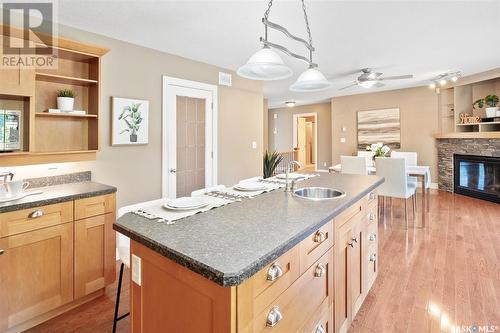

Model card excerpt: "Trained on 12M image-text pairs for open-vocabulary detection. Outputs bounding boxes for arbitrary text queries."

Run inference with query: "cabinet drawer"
[243,247,300,315]
[74,194,115,220]
[252,251,333,333]
[335,199,364,230]
[0,202,73,238]
[299,220,333,274]
[299,301,333,333]
[366,190,377,206]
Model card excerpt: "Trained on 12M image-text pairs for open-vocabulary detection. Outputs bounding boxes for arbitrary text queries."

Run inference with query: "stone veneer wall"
[436,138,500,192]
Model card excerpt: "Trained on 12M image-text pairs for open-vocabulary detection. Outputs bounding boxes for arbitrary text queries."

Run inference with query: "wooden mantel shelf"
[434,132,500,139]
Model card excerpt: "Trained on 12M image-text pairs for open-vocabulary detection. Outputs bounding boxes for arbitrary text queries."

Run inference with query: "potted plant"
[366,142,390,161]
[57,89,76,111]
[263,151,283,179]
[119,103,143,142]
[484,94,499,117]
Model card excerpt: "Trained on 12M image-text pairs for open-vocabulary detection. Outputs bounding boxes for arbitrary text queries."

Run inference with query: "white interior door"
[162,77,218,198]
[296,117,307,166]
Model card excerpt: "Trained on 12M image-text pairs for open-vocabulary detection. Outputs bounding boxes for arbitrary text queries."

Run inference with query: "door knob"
[0,249,4,256]
[169,168,176,174]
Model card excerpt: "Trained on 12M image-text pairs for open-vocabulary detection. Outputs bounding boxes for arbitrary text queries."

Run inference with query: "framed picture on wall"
[357,108,401,149]
[111,97,149,145]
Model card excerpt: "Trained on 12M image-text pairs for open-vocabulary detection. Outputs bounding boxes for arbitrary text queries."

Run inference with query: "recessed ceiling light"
[439,79,447,86]
[429,82,436,89]
[285,101,296,107]
[451,76,458,82]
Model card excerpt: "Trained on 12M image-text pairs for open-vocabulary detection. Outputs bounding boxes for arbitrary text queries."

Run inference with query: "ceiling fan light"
[429,82,436,89]
[359,80,377,88]
[289,68,332,92]
[451,76,458,82]
[285,101,296,107]
[439,79,447,86]
[237,47,293,81]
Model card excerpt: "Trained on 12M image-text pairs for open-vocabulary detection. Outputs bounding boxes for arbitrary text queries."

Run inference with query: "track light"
[451,76,458,82]
[428,71,461,89]
[439,79,447,86]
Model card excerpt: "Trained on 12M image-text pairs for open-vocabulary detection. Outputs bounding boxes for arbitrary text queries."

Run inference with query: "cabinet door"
[0,223,73,331]
[74,212,116,299]
[350,220,365,317]
[334,222,353,333]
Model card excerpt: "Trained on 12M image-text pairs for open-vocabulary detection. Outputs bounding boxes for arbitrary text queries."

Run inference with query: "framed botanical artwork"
[357,108,401,149]
[111,97,149,145]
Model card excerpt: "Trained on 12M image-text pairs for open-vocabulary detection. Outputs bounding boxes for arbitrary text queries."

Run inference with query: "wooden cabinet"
[74,194,115,220]
[0,223,73,332]
[74,212,116,299]
[0,193,116,333]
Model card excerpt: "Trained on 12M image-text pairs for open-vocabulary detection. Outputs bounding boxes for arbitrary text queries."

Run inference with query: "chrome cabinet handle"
[314,231,326,243]
[369,254,377,262]
[368,212,376,221]
[369,192,376,200]
[0,249,4,256]
[266,306,283,327]
[315,324,326,333]
[314,263,326,277]
[368,233,377,241]
[29,209,43,218]
[267,262,284,281]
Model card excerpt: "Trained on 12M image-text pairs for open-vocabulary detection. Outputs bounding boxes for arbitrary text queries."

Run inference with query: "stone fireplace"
[436,138,500,193]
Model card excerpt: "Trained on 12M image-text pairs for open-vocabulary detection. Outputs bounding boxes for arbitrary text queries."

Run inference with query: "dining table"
[329,163,431,226]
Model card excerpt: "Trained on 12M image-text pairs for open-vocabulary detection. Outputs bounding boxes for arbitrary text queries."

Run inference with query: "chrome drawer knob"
[315,324,326,333]
[266,262,284,281]
[314,231,326,243]
[348,241,354,248]
[369,192,376,200]
[369,254,377,262]
[266,306,283,327]
[0,249,4,256]
[314,263,326,278]
[351,237,358,244]
[368,233,376,241]
[368,213,376,221]
[29,209,43,218]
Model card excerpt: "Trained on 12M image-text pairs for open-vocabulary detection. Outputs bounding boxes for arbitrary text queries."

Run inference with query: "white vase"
[485,107,499,118]
[57,97,74,111]
[496,110,500,117]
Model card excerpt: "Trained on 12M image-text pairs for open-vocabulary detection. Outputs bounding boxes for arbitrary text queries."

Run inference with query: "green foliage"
[57,89,76,98]
[119,103,143,135]
[472,99,484,110]
[263,151,283,179]
[484,94,499,108]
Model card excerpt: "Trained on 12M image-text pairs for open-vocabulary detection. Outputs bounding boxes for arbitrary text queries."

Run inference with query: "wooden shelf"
[35,112,98,119]
[434,132,500,139]
[35,73,98,86]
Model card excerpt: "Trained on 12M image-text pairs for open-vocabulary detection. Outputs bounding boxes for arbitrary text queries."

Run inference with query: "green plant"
[119,103,143,142]
[263,151,283,179]
[484,94,499,108]
[472,98,484,110]
[57,89,76,98]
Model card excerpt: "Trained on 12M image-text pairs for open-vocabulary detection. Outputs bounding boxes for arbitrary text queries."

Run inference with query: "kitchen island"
[114,173,383,333]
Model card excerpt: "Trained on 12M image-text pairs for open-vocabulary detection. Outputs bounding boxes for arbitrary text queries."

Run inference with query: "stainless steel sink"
[293,187,346,201]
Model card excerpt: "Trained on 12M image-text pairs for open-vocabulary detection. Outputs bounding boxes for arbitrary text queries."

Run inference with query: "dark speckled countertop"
[0,181,117,213]
[114,173,383,287]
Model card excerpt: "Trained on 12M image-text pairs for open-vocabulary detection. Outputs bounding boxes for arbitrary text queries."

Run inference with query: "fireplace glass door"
[454,154,500,203]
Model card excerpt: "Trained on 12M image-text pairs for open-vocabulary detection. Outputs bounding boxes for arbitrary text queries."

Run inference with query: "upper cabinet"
[0,27,109,166]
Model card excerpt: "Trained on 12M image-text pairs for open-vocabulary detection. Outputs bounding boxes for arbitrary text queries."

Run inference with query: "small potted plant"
[119,103,143,142]
[263,151,283,179]
[366,142,390,161]
[57,89,76,111]
[484,94,499,117]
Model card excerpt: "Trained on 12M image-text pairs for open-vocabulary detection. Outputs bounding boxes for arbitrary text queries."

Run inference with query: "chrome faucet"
[285,161,302,192]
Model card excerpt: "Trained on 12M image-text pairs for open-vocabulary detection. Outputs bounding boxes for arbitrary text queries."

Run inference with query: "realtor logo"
[1,1,58,68]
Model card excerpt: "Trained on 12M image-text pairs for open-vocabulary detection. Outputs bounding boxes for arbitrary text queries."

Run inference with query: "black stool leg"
[113,262,127,333]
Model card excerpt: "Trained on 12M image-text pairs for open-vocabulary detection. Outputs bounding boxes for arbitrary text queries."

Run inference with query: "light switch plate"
[131,254,142,286]
[273,114,278,119]
[273,128,278,134]
[340,137,346,143]
[252,141,257,149]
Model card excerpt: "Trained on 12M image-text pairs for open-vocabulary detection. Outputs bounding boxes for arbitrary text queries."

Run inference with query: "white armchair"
[341,156,368,175]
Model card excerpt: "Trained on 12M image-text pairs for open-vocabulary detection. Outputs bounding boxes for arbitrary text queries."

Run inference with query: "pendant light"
[237,0,331,92]
[237,46,293,81]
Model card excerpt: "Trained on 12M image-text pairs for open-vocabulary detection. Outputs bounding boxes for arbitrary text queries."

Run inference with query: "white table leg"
[421,175,426,227]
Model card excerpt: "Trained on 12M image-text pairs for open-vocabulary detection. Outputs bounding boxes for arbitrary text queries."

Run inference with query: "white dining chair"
[114,198,164,333]
[375,157,417,229]
[391,151,418,186]
[341,156,368,175]
[357,151,375,167]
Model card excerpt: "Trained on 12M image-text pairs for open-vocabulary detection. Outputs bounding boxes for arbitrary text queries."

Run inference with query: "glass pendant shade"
[237,47,293,81]
[289,68,332,92]
[359,80,377,88]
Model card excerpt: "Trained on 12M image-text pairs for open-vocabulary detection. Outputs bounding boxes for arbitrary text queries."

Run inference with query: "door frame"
[292,112,317,170]
[162,76,218,198]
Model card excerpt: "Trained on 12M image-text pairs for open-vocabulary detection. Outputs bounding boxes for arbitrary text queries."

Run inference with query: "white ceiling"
[57,0,500,108]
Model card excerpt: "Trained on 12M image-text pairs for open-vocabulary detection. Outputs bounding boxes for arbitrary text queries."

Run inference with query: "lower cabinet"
[74,212,116,299]
[0,223,74,332]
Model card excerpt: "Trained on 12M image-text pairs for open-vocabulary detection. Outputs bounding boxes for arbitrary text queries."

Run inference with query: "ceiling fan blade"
[378,75,413,81]
[338,83,358,91]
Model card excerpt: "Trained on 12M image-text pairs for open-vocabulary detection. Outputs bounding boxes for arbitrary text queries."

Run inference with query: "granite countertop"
[0,181,117,213]
[114,173,383,287]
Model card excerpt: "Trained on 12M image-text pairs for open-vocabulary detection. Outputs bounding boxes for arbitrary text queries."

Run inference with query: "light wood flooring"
[26,190,499,333]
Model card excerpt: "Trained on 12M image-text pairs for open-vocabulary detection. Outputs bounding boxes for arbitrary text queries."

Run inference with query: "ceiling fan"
[339,68,413,90]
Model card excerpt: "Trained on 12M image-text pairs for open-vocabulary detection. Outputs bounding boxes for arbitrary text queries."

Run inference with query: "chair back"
[341,156,367,175]
[391,151,417,167]
[375,157,410,198]
[357,151,375,166]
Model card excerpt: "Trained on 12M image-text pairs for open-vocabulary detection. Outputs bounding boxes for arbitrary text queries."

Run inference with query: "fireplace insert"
[453,154,500,203]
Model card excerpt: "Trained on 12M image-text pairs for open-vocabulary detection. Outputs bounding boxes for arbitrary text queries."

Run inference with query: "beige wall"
[331,86,439,182]
[8,25,263,208]
[268,102,332,170]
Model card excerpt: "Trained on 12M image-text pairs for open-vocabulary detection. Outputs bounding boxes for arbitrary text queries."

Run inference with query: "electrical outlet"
[132,254,142,286]
[340,137,346,143]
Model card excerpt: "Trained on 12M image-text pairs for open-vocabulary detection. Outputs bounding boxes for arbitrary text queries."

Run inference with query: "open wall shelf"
[0,27,108,166]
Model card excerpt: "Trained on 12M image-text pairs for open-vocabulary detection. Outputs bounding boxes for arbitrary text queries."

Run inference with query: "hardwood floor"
[25,190,499,333]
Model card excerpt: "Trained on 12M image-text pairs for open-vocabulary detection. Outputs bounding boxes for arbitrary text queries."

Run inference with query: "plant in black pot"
[119,103,143,142]
[263,151,283,179]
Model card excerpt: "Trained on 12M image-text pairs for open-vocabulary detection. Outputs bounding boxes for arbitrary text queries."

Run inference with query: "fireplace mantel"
[434,132,500,139]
